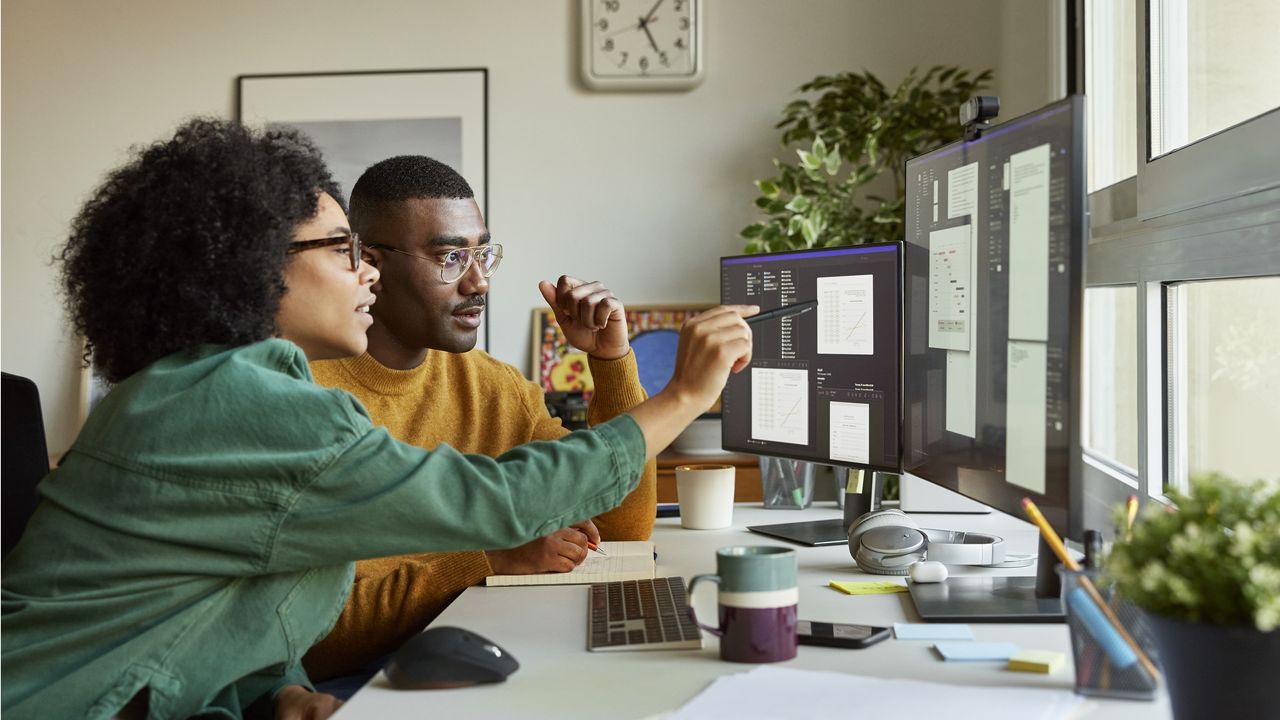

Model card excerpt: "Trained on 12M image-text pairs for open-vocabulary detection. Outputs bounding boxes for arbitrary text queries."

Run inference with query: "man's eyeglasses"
[365,242,504,284]
[287,234,364,272]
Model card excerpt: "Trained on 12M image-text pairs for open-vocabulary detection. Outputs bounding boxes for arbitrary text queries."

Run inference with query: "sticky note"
[828,580,908,595]
[933,642,1019,661]
[893,623,975,640]
[1007,650,1066,674]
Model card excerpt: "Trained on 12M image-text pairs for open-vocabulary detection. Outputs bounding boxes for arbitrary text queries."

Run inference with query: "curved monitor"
[901,95,1086,621]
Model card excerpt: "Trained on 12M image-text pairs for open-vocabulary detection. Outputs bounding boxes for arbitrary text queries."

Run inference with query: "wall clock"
[580,0,703,91]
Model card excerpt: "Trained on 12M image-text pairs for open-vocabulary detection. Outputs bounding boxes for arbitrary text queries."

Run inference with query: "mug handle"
[687,574,723,637]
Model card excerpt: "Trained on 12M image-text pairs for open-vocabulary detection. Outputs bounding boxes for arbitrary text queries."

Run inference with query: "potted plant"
[741,66,992,505]
[1106,475,1280,719]
[741,65,993,253]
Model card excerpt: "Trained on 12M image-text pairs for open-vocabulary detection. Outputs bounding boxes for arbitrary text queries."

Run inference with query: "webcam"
[959,96,1000,140]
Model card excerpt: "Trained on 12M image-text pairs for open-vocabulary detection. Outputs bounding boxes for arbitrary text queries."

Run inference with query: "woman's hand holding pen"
[628,305,758,460]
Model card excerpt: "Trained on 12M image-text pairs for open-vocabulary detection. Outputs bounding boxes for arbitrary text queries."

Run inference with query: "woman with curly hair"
[0,119,756,720]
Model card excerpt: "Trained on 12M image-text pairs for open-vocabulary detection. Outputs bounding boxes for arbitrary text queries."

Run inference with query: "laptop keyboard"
[587,576,704,651]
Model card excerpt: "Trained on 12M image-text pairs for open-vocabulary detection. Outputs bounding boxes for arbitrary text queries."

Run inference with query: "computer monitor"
[901,95,1086,622]
[719,242,902,472]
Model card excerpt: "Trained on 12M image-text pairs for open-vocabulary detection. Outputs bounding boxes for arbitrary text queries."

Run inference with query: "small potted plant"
[1106,475,1280,719]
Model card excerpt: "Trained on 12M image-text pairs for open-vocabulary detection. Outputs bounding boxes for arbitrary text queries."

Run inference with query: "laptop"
[746,519,849,547]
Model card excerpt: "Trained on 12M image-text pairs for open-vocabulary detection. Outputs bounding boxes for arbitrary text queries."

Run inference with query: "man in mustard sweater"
[304,156,657,680]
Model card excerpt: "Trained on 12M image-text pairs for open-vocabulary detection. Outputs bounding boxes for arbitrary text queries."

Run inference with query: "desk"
[335,506,1171,719]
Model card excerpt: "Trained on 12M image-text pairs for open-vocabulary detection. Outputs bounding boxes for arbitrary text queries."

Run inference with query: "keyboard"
[587,576,704,651]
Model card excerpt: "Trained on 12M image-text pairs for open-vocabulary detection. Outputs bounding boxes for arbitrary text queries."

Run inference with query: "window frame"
[1077,0,1280,503]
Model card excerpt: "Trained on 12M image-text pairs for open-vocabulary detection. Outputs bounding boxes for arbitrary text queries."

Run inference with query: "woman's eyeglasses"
[287,234,364,272]
[364,242,504,284]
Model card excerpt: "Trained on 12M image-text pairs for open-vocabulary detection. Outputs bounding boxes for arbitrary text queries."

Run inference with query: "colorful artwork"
[531,306,707,400]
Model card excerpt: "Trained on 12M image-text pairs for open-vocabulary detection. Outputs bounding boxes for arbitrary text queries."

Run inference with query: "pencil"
[1124,495,1139,542]
[1021,498,1161,683]
[745,299,818,325]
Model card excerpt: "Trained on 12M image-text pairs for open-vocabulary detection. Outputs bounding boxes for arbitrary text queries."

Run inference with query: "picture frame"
[531,305,709,400]
[236,68,490,349]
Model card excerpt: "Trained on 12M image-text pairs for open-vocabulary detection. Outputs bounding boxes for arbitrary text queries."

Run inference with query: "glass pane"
[1083,286,1138,473]
[1169,276,1280,489]
[1150,0,1280,157]
[1085,0,1138,191]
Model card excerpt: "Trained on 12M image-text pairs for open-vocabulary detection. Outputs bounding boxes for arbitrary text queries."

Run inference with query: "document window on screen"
[721,243,902,472]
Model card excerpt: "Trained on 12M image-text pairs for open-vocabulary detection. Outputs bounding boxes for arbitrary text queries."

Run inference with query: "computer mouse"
[384,626,520,690]
[908,560,948,583]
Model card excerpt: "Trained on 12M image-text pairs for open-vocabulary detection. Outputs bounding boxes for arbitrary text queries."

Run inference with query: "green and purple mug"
[688,545,798,663]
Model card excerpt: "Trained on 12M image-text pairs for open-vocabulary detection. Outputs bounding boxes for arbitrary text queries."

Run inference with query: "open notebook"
[484,541,655,586]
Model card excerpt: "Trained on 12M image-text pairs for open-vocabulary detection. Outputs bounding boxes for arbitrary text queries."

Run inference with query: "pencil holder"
[758,456,814,509]
[1057,566,1160,701]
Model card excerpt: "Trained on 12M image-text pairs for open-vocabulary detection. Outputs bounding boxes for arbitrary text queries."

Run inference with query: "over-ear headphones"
[846,509,1033,575]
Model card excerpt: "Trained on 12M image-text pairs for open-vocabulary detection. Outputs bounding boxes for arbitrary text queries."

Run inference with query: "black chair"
[3,372,50,556]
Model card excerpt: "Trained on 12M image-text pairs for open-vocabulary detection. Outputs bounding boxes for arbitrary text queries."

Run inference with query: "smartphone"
[796,620,891,649]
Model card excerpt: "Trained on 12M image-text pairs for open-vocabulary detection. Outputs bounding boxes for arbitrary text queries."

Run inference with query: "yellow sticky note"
[1007,650,1065,674]
[828,580,908,595]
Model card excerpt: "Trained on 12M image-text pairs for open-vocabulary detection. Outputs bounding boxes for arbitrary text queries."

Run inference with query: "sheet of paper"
[829,580,907,595]
[816,274,874,355]
[750,368,808,445]
[945,348,976,438]
[668,666,1082,720]
[827,401,869,465]
[934,642,1020,661]
[1005,340,1048,494]
[893,622,974,640]
[1008,143,1050,342]
[928,224,972,351]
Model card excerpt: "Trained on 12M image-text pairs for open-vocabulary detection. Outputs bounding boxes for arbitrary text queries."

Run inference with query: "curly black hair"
[347,155,473,233]
[59,118,343,384]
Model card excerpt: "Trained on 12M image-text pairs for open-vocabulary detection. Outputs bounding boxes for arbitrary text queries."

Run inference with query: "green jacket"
[1,339,646,719]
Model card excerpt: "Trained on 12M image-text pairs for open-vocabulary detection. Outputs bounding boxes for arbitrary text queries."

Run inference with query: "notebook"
[484,541,656,586]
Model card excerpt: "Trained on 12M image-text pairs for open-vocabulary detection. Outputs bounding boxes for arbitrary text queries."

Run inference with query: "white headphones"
[846,509,1033,575]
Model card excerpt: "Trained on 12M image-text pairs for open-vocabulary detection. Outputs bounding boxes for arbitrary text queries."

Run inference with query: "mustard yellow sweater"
[302,348,655,679]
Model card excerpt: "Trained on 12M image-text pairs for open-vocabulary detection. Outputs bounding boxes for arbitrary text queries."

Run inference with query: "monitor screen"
[720,242,901,472]
[902,96,1086,541]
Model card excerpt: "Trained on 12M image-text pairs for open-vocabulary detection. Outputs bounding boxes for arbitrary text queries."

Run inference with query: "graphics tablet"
[746,519,849,547]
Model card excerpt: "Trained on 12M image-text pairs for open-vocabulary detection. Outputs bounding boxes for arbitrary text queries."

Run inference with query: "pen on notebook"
[1021,498,1160,682]
[745,299,818,325]
[587,541,607,556]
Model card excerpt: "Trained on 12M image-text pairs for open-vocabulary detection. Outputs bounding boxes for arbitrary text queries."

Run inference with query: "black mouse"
[384,626,519,690]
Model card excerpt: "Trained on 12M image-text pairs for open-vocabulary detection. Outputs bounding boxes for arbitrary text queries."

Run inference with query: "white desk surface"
[335,505,1171,719]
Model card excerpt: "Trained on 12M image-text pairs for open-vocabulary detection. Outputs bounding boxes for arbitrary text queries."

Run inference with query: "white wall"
[2,0,1052,454]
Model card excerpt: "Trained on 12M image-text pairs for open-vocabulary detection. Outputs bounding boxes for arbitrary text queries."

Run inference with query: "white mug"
[676,464,735,530]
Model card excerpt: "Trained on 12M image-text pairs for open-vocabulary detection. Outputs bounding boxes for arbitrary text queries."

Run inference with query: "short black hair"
[348,155,473,232]
[59,118,343,383]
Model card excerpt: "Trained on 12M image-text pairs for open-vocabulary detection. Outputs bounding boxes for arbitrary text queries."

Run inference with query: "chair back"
[2,372,50,555]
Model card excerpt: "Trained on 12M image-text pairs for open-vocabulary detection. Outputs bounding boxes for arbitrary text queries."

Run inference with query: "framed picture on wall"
[236,68,490,350]
[531,305,709,401]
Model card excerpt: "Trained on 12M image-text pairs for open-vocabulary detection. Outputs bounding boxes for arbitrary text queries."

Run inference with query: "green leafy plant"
[742,65,993,253]
[1107,475,1280,631]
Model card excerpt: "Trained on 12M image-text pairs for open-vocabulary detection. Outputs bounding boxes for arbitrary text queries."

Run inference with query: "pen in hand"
[745,299,818,325]
[587,541,607,556]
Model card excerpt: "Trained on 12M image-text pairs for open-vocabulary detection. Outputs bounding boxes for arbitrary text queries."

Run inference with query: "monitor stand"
[908,535,1065,623]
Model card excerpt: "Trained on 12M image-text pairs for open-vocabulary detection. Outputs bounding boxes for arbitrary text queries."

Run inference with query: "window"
[1084,0,1137,192]
[1083,286,1139,473]
[1149,0,1280,158]
[1078,0,1280,504]
[1167,277,1280,488]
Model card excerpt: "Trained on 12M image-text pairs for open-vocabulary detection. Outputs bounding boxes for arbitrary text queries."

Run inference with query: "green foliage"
[742,65,993,253]
[1106,475,1280,631]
